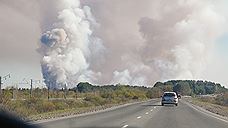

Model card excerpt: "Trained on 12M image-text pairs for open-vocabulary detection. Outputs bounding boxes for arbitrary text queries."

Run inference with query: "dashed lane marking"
[121,125,128,128]
[137,116,142,119]
[145,112,149,115]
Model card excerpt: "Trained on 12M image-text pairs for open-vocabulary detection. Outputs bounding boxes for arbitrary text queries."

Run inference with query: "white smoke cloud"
[82,0,226,86]
[39,0,227,88]
[39,0,103,88]
[112,70,132,85]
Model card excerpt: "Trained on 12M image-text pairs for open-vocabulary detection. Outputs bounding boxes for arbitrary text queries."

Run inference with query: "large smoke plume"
[39,0,103,88]
[39,0,226,88]
[82,0,226,85]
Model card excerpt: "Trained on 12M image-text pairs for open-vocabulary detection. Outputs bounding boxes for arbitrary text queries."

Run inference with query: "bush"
[84,94,106,106]
[215,92,228,106]
[53,101,68,110]
[132,96,139,99]
[146,87,162,98]
[41,101,56,112]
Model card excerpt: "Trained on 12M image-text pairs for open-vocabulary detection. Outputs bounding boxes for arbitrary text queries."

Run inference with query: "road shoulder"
[182,99,228,123]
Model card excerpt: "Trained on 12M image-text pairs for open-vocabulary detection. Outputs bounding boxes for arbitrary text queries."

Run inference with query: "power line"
[19,78,44,98]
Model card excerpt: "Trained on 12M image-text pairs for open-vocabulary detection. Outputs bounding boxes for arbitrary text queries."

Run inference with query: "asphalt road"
[38,99,228,128]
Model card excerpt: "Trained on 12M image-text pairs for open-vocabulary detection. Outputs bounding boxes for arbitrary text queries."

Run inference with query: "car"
[161,92,178,106]
[177,93,181,99]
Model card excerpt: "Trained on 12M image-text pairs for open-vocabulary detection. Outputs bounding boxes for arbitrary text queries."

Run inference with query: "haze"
[0,0,228,88]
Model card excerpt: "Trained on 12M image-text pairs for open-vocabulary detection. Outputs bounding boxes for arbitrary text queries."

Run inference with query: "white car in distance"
[161,92,178,106]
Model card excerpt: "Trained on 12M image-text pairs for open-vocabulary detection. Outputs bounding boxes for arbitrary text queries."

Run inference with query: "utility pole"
[0,76,2,98]
[48,81,51,100]
[12,84,17,99]
[48,87,50,100]
[30,79,33,98]
[64,83,67,99]
[0,74,11,99]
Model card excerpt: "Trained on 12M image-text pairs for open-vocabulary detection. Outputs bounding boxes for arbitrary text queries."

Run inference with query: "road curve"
[38,99,228,128]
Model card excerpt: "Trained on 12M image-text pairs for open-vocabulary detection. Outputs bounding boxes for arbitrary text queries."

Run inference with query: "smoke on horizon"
[39,0,227,88]
[39,0,104,89]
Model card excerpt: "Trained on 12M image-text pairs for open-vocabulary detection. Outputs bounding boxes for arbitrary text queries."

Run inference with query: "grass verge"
[30,100,145,121]
[185,97,228,117]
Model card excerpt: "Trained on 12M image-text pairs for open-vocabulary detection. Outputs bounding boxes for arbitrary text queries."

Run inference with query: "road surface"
[38,99,228,128]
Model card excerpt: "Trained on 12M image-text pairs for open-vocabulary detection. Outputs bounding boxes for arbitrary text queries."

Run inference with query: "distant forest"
[74,80,227,97]
[153,80,227,96]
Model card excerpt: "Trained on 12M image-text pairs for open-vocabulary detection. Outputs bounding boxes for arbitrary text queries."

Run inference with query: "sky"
[0,0,228,88]
[0,1,42,88]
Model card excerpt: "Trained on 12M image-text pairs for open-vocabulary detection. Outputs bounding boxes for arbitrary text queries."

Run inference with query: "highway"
[38,99,228,128]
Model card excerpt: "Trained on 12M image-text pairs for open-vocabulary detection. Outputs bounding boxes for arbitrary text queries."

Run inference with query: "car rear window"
[163,93,176,97]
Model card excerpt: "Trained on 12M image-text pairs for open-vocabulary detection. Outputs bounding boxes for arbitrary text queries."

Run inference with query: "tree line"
[154,80,227,96]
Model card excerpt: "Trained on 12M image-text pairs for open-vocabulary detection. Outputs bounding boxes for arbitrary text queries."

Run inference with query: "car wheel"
[161,103,164,106]
[175,103,178,106]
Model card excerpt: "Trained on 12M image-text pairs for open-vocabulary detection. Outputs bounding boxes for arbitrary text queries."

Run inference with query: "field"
[0,84,154,120]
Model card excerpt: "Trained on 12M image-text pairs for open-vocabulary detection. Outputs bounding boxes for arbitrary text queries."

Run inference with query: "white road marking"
[154,107,156,108]
[145,112,149,115]
[150,109,153,111]
[121,125,129,128]
[137,116,142,119]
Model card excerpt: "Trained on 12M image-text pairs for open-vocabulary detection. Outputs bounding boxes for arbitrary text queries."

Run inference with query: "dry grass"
[28,100,142,121]
[186,97,228,117]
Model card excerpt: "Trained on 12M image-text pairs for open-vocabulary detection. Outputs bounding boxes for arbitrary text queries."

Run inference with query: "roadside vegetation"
[186,93,228,117]
[0,80,227,120]
[194,92,228,107]
[0,83,156,120]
